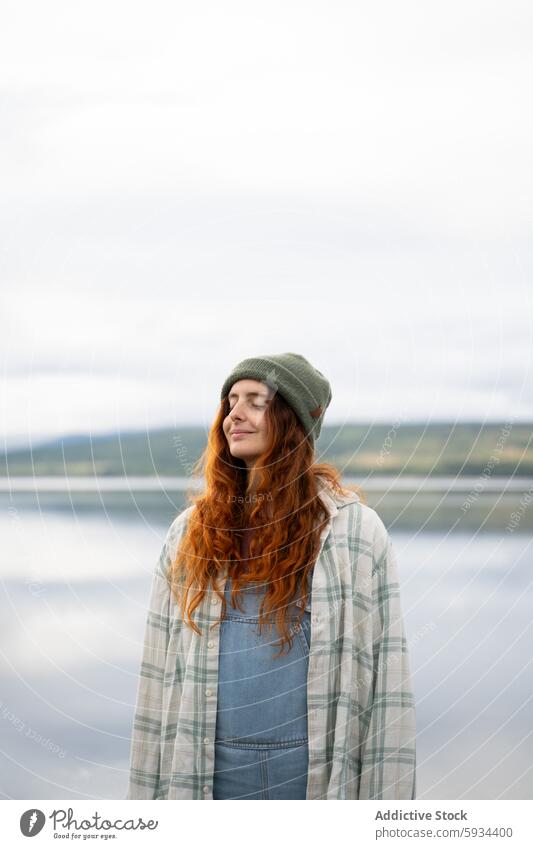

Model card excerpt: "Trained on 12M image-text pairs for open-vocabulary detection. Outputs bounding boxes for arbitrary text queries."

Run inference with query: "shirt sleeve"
[125,520,177,800]
[358,513,417,800]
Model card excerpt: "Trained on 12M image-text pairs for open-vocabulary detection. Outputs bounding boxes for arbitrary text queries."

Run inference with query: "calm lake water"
[1,480,532,800]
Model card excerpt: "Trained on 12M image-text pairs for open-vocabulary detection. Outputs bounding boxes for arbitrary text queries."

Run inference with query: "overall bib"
[213,576,312,800]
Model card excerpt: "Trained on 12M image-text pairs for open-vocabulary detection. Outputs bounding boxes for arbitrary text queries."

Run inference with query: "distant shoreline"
[3,422,532,478]
[1,475,532,493]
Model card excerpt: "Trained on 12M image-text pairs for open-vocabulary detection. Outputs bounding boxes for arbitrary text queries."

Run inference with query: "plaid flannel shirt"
[126,481,417,799]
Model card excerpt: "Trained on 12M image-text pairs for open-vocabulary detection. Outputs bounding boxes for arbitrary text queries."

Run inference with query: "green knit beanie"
[220,352,332,445]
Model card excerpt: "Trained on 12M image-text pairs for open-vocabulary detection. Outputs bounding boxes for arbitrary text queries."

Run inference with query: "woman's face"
[223,378,275,468]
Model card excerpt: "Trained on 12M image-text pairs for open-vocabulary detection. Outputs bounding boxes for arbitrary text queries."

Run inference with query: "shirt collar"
[316,476,360,519]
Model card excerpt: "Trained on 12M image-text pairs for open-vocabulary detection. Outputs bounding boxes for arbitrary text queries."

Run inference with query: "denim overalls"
[213,573,312,800]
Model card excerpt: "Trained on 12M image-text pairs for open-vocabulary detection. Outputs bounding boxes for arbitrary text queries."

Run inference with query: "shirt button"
[313,615,319,624]
[203,737,210,745]
[203,785,210,793]
[205,689,212,697]
[211,596,220,605]
[207,640,214,648]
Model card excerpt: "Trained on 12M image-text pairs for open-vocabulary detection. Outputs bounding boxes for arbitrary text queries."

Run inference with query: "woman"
[126,352,416,800]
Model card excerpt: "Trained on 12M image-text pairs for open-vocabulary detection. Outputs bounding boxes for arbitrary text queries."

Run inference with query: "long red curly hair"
[167,388,365,658]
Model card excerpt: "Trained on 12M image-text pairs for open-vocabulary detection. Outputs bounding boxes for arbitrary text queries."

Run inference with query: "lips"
[231,431,253,435]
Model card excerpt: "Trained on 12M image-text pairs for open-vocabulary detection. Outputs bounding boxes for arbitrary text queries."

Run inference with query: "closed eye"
[228,400,268,410]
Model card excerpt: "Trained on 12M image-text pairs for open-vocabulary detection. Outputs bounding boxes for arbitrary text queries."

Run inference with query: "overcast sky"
[1,1,532,449]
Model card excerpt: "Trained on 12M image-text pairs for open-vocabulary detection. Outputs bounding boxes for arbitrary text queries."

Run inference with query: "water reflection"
[1,487,532,799]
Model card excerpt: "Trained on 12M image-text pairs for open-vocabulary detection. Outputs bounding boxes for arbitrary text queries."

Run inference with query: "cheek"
[257,415,269,436]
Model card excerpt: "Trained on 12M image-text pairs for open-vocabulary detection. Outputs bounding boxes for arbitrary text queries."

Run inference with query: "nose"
[230,405,245,421]
[228,399,246,421]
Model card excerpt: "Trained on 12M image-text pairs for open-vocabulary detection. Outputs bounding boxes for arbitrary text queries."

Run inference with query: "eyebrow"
[227,390,269,401]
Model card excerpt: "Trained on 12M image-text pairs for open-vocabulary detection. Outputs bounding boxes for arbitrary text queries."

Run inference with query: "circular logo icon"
[20,809,45,837]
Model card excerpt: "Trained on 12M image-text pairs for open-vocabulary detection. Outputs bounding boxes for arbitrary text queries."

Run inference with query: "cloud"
[1,1,532,442]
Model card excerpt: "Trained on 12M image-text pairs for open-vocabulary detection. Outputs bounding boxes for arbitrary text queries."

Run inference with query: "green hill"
[1,421,531,478]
